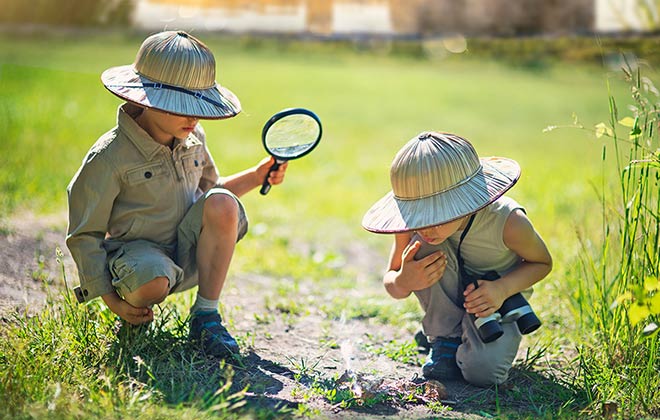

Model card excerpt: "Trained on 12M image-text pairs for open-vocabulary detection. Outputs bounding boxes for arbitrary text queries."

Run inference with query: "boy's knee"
[458,357,511,387]
[458,351,511,387]
[124,276,170,307]
[203,193,239,227]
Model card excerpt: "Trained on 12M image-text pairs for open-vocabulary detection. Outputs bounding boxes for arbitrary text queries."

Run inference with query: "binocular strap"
[456,214,477,304]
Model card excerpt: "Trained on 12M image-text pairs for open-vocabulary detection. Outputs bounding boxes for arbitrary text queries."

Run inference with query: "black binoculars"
[464,271,541,343]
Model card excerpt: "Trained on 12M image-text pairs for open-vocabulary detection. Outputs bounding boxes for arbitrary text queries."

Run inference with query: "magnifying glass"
[260,108,323,195]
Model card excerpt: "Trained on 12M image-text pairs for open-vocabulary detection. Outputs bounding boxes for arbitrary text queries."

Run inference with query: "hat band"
[105,82,234,113]
[394,164,482,201]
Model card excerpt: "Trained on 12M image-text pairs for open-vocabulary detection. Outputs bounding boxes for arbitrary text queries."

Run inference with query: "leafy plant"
[561,59,660,417]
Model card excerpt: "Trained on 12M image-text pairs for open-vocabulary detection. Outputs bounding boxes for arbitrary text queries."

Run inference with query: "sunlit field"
[0,32,630,246]
[2,32,655,418]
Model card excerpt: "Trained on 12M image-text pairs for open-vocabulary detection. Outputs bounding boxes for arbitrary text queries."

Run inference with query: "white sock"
[191,293,218,315]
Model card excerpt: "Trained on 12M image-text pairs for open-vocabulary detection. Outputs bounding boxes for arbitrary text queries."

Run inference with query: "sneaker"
[189,311,239,358]
[422,336,462,381]
[414,329,431,354]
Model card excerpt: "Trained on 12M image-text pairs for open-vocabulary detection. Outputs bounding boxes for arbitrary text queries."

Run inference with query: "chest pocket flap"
[125,162,167,186]
[181,152,206,172]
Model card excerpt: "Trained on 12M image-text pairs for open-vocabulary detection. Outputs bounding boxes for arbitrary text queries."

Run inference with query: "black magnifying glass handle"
[259,159,284,195]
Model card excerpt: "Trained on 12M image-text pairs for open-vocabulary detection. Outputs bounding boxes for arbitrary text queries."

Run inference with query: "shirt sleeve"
[65,151,121,301]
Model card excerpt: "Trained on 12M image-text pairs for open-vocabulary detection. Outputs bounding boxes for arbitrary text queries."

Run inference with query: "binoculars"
[464,271,541,343]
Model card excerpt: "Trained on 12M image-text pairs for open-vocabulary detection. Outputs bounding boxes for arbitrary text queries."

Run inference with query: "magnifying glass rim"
[261,107,323,161]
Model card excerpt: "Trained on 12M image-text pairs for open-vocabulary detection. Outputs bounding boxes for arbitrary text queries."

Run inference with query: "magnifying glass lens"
[264,114,321,159]
[260,108,322,195]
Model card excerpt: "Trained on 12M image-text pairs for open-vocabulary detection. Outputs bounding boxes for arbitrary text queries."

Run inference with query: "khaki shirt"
[66,103,220,301]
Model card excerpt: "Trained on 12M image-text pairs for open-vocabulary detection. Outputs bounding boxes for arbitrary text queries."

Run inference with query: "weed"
[554,58,660,417]
[362,337,422,366]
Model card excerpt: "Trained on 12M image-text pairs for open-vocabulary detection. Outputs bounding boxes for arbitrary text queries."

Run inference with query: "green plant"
[362,337,421,366]
[0,256,259,419]
[566,60,660,417]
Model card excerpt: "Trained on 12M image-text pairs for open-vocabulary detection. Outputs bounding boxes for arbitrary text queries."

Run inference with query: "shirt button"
[83,289,89,296]
[144,171,152,179]
[194,160,199,167]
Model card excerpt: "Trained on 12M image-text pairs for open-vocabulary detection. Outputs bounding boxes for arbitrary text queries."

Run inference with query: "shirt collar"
[117,103,162,160]
[174,131,203,150]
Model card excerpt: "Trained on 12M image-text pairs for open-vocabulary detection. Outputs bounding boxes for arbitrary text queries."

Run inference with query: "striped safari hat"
[101,31,241,119]
[362,132,521,233]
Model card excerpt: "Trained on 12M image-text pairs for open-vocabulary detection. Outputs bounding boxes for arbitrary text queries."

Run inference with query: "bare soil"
[0,213,574,419]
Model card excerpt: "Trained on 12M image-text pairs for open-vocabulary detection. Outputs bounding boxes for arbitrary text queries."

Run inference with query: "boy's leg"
[456,314,521,387]
[175,188,248,357]
[195,192,239,301]
[413,241,463,339]
[109,239,183,313]
[122,276,170,308]
[413,244,465,380]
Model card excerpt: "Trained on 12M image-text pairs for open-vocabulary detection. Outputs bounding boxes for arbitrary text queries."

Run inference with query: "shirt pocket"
[108,247,135,284]
[126,162,167,186]
[181,151,206,184]
[124,161,172,207]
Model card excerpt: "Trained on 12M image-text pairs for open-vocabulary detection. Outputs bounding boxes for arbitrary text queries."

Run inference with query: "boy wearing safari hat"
[362,132,552,386]
[66,31,288,358]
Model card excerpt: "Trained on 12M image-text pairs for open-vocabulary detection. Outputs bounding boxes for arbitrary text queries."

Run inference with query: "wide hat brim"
[362,157,521,233]
[101,65,241,120]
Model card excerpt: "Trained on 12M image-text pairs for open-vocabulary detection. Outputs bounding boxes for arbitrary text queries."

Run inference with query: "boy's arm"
[384,233,447,299]
[463,209,552,318]
[218,156,288,197]
[66,153,120,302]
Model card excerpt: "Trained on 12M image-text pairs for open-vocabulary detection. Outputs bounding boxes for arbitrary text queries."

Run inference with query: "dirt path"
[0,213,568,419]
[0,212,75,316]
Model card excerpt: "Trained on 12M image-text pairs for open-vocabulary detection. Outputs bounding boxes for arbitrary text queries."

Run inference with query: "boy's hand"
[463,280,507,318]
[395,241,447,292]
[115,300,154,325]
[103,292,153,325]
[256,156,288,186]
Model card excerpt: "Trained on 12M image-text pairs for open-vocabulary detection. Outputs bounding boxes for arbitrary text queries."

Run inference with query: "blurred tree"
[0,0,135,26]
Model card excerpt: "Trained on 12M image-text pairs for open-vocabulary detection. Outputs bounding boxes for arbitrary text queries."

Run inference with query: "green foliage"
[0,0,134,26]
[0,258,267,419]
[571,61,660,417]
[362,337,421,366]
[468,36,660,68]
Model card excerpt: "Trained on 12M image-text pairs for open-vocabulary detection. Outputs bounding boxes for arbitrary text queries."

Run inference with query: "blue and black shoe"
[189,311,239,358]
[422,336,462,381]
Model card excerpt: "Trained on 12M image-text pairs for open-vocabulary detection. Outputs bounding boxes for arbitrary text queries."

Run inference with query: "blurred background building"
[1,0,657,35]
[133,0,656,35]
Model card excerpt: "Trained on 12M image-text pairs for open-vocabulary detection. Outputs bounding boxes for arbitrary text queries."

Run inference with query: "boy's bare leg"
[123,276,170,308]
[188,193,240,357]
[196,193,239,300]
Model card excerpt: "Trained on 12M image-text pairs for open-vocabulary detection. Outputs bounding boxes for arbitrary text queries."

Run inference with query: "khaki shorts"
[108,188,248,297]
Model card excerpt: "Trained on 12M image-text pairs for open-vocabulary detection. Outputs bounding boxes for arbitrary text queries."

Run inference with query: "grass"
[0,284,250,419]
[1,31,658,418]
[568,63,660,418]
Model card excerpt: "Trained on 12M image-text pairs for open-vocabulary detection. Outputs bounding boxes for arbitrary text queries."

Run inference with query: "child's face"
[416,217,466,245]
[141,108,199,142]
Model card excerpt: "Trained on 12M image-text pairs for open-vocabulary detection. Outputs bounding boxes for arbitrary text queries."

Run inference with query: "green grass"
[569,64,660,418]
[1,32,656,418]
